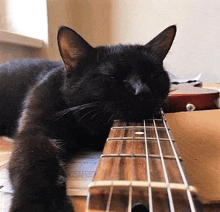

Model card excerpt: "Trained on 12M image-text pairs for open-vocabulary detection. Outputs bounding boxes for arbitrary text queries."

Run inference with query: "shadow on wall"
[46,0,112,60]
[68,0,112,46]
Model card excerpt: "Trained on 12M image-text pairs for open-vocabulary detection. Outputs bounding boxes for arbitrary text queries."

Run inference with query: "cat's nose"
[135,84,151,96]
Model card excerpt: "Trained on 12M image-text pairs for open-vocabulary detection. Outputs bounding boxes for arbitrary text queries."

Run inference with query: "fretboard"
[87,110,201,212]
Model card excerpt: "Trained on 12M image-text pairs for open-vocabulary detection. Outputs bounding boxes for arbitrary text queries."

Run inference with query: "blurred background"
[0,0,220,83]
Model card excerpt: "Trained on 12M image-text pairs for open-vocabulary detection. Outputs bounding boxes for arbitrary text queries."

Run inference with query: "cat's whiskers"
[107,114,115,124]
[55,102,104,119]
[78,108,101,122]
[55,100,130,124]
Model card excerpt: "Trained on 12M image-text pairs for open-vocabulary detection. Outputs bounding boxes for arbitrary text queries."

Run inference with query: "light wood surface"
[165,110,220,204]
[70,109,220,211]
[1,108,220,211]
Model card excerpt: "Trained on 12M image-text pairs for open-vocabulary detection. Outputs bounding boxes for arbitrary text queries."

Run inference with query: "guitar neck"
[87,109,202,212]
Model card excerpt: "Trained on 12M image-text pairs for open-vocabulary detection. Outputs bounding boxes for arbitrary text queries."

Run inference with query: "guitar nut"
[186,103,196,111]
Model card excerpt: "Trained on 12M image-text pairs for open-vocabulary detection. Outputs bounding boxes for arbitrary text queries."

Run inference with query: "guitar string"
[153,114,175,212]
[129,120,154,212]
[105,121,127,211]
[88,111,197,212]
[128,123,136,212]
[105,122,118,212]
[106,180,114,212]
[144,119,153,212]
[160,109,197,212]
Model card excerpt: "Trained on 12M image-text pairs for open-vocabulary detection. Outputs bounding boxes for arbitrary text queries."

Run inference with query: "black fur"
[0,25,176,211]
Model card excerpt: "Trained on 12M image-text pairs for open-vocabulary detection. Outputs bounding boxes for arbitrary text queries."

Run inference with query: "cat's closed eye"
[109,75,116,80]
[148,72,161,79]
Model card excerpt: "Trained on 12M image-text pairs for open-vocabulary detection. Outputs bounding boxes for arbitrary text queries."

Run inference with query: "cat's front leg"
[8,131,74,212]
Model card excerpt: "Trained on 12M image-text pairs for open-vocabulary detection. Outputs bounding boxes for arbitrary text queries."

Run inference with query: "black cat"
[0,25,176,211]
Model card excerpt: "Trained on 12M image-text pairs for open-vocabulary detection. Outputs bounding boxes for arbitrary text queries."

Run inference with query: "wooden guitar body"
[86,110,205,211]
[87,111,202,211]
[167,83,219,112]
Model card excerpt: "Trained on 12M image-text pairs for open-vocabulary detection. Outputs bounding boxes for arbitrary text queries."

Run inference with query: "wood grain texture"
[165,109,220,204]
[87,117,200,211]
[2,109,220,210]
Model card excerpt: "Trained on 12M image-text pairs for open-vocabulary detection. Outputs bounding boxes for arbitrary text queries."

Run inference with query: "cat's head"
[57,25,176,134]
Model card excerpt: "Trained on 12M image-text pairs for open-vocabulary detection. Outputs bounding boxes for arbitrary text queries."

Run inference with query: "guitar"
[86,109,201,211]
[85,83,220,212]
[167,82,219,112]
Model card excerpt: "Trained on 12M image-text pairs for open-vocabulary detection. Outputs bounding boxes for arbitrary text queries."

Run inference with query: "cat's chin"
[78,115,113,136]
[116,101,162,122]
[120,111,157,122]
[75,100,162,135]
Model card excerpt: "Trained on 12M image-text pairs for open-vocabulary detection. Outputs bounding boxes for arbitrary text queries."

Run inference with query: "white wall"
[45,0,112,60]
[45,0,220,83]
[109,0,220,83]
[1,0,220,83]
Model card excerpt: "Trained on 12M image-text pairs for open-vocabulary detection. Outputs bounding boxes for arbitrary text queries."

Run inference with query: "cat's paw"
[9,196,74,212]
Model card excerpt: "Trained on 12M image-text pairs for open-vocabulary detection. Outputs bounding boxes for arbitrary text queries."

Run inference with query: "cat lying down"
[0,25,176,211]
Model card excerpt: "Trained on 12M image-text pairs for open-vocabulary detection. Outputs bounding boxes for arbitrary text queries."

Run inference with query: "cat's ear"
[57,26,94,70]
[144,25,176,62]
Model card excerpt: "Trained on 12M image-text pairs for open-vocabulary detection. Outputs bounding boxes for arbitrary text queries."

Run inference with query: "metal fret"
[101,153,182,160]
[111,126,166,129]
[89,180,197,193]
[107,137,174,141]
